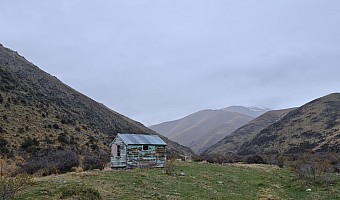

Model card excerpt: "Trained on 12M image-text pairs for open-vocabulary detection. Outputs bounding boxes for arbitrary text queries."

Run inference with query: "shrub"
[88,136,96,143]
[0,138,10,155]
[17,127,24,134]
[52,123,60,129]
[244,155,266,164]
[71,166,83,173]
[292,153,336,185]
[164,159,176,175]
[83,150,108,171]
[329,153,340,173]
[20,137,39,149]
[334,163,340,173]
[90,144,99,151]
[200,153,239,164]
[57,132,69,144]
[18,149,79,175]
[276,155,286,168]
[44,136,54,144]
[20,137,39,154]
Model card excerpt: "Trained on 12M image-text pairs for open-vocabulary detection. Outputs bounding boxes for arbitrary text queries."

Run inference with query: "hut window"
[117,145,120,156]
[143,145,148,151]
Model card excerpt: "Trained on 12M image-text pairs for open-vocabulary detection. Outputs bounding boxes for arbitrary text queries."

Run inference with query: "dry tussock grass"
[259,188,280,200]
[0,157,23,176]
[226,163,279,172]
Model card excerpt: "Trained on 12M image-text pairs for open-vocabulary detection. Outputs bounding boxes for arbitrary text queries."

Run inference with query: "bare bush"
[18,149,79,175]
[200,153,239,164]
[244,155,266,164]
[83,150,108,171]
[276,155,286,168]
[292,153,336,185]
[164,159,176,176]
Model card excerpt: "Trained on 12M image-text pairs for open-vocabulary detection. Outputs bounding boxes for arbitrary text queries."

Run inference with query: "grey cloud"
[1,0,340,125]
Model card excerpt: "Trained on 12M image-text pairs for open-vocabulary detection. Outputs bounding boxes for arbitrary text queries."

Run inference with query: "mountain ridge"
[222,106,271,118]
[237,93,340,155]
[203,108,295,155]
[150,109,253,153]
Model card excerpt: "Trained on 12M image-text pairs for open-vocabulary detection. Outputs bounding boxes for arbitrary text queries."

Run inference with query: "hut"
[110,133,167,168]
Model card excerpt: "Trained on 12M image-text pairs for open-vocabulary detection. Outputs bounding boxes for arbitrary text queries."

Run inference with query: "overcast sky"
[1,0,340,125]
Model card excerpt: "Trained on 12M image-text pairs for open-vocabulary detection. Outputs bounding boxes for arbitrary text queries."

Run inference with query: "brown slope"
[203,108,294,155]
[0,43,194,160]
[150,109,253,153]
[238,93,340,155]
[195,114,255,154]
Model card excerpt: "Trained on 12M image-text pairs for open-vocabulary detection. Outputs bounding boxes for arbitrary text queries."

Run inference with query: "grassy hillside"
[15,162,340,200]
[204,108,294,155]
[238,93,340,155]
[0,43,194,165]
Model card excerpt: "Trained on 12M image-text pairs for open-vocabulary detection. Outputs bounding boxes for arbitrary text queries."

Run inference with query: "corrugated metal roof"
[117,133,167,145]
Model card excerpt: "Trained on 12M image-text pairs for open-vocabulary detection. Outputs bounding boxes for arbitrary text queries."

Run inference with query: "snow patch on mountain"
[222,106,271,118]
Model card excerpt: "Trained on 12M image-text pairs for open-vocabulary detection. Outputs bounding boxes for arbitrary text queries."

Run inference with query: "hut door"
[111,144,117,156]
[117,145,120,156]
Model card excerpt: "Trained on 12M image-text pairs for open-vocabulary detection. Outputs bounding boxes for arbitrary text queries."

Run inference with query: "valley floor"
[16,162,340,200]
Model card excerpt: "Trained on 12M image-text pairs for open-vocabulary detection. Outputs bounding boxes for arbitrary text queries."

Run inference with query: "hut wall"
[126,145,166,168]
[110,137,127,168]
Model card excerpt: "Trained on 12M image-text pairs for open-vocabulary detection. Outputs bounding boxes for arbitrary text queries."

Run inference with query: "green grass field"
[15,162,340,200]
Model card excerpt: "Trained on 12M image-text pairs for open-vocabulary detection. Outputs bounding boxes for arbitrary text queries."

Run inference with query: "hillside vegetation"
[238,93,340,155]
[0,43,194,173]
[205,108,294,155]
[15,162,340,200]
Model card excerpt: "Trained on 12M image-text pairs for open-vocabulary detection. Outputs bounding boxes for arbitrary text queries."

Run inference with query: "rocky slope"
[0,43,194,160]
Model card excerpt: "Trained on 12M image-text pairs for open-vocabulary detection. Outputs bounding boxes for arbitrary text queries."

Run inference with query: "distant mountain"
[0,43,194,161]
[149,109,253,154]
[203,108,294,155]
[238,93,340,155]
[222,106,271,118]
